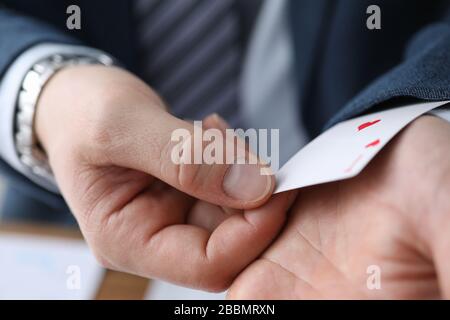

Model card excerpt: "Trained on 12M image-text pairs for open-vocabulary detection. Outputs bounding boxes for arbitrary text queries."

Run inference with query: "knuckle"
[177,163,203,191]
[162,132,206,191]
[227,282,253,300]
[204,277,231,293]
[227,272,264,299]
[194,263,234,292]
[85,229,125,272]
[83,232,114,270]
[80,218,118,270]
[91,250,114,270]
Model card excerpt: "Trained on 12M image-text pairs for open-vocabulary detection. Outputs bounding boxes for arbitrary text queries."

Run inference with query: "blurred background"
[0,177,225,300]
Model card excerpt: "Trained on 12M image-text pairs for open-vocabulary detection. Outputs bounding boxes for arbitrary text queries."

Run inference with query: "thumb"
[202,113,231,133]
[107,108,274,209]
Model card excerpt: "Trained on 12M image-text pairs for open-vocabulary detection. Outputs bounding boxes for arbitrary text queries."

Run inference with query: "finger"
[184,114,240,231]
[115,191,295,291]
[227,258,317,299]
[203,113,246,218]
[203,113,230,133]
[104,107,273,209]
[84,180,195,267]
[203,113,252,154]
[426,210,450,298]
[194,114,243,228]
[187,201,240,232]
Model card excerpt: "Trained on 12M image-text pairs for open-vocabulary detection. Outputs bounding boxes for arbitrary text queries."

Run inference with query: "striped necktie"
[134,0,242,125]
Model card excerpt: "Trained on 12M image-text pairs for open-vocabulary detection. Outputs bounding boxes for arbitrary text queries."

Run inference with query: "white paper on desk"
[145,280,226,300]
[0,233,104,299]
[275,100,450,193]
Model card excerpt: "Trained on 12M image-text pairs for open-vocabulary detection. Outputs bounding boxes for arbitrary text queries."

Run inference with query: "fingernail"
[223,164,273,202]
[211,113,230,130]
[205,113,230,131]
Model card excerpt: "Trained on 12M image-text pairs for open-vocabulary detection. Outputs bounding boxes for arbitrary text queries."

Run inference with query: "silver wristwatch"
[15,53,114,182]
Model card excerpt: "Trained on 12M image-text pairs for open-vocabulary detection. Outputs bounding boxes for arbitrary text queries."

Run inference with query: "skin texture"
[228,115,450,299]
[35,65,294,291]
[36,64,450,298]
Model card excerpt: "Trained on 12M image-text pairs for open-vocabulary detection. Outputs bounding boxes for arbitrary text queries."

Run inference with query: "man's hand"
[35,65,287,291]
[229,115,450,299]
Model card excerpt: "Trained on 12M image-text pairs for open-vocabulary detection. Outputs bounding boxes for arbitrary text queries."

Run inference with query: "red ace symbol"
[365,139,380,148]
[357,119,381,131]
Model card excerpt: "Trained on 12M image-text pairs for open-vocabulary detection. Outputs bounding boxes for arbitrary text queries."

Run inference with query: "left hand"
[34,66,283,291]
[228,115,450,299]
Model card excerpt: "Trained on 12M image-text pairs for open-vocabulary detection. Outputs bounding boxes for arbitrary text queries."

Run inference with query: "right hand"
[35,65,291,291]
[228,116,450,299]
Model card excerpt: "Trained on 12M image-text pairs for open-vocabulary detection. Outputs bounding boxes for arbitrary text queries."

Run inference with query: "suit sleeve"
[0,5,81,77]
[326,23,450,129]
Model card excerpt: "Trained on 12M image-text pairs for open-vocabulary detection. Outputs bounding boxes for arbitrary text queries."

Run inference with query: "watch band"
[14,53,114,182]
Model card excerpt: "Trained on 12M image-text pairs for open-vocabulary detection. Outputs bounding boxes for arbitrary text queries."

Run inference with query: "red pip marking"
[357,119,381,131]
[365,139,380,148]
[344,154,363,173]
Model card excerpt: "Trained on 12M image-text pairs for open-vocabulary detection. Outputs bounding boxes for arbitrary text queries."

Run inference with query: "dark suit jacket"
[1,0,450,218]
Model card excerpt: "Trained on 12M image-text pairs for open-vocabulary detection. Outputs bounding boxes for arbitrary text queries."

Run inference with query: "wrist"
[34,65,84,153]
[35,64,165,157]
[15,53,114,181]
[35,64,115,154]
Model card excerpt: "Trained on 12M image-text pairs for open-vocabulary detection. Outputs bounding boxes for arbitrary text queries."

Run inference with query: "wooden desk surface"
[0,223,150,300]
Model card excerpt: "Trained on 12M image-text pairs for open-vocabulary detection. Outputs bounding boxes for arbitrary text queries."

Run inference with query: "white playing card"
[428,106,450,122]
[274,100,450,193]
